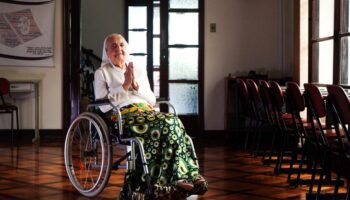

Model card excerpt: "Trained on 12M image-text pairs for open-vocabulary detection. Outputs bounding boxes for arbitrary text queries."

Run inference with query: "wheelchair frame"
[64,98,199,198]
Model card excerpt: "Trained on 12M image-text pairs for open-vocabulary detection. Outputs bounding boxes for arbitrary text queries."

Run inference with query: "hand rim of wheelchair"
[64,112,112,197]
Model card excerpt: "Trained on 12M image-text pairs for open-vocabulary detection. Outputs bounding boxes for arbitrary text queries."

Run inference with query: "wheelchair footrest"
[112,163,127,170]
[111,152,131,170]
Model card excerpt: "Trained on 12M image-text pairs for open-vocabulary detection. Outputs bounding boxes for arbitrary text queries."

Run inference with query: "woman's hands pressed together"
[122,62,139,91]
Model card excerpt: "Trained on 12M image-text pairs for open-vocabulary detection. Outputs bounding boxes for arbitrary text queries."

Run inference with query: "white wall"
[204,0,294,130]
[0,0,62,130]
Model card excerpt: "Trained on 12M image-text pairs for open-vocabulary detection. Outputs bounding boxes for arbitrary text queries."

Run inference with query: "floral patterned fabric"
[114,103,207,199]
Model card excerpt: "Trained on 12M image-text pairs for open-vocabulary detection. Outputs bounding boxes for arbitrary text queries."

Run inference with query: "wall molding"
[0,129,63,140]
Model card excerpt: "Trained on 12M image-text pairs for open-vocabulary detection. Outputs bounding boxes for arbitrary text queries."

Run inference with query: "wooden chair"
[269,81,296,174]
[246,79,264,154]
[326,85,350,200]
[236,79,251,149]
[0,78,19,143]
[284,82,311,184]
[258,80,277,163]
[303,83,345,199]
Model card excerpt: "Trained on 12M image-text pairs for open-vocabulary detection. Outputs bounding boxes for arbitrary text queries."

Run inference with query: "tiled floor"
[0,134,345,200]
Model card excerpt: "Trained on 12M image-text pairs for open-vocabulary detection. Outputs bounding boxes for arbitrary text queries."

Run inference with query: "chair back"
[326,85,350,125]
[237,79,249,102]
[304,83,329,145]
[0,78,10,95]
[247,79,263,120]
[246,79,259,102]
[236,79,250,117]
[285,82,305,113]
[304,83,326,118]
[0,78,10,105]
[269,81,284,111]
[259,80,271,106]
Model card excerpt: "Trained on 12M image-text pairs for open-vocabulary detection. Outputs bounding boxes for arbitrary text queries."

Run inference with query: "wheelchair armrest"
[86,98,126,141]
[156,97,170,102]
[90,98,111,105]
[86,98,113,111]
[155,97,177,115]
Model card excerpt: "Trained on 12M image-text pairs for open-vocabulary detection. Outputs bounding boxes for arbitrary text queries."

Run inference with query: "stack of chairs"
[233,79,350,199]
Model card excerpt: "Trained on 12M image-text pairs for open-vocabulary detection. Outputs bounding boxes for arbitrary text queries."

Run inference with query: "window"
[167,0,200,115]
[127,0,202,115]
[128,5,148,83]
[310,0,334,84]
[310,0,350,85]
[340,0,350,84]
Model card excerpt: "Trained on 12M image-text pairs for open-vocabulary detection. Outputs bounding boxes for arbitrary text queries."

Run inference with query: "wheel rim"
[64,115,107,195]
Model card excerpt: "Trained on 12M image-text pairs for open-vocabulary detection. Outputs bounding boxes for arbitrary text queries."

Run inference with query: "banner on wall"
[0,0,55,67]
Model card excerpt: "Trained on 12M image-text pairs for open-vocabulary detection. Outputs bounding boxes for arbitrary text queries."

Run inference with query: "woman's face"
[106,35,128,67]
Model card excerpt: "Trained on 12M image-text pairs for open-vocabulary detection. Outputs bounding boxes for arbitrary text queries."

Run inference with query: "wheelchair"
[64,98,199,199]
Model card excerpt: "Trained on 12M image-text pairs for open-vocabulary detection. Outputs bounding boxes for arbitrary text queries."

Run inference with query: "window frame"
[309,0,350,85]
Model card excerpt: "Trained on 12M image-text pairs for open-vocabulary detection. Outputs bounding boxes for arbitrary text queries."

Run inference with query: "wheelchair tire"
[64,112,112,197]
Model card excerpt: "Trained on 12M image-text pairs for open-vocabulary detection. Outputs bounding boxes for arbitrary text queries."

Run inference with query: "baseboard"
[0,129,63,140]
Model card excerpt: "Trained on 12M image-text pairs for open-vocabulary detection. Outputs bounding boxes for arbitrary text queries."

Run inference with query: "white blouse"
[94,63,156,113]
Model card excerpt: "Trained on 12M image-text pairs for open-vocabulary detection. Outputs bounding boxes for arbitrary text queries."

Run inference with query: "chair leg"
[267,128,277,165]
[316,151,330,200]
[294,141,308,186]
[254,122,262,156]
[287,144,298,182]
[244,118,252,150]
[308,156,319,194]
[11,112,14,144]
[346,178,350,200]
[15,109,19,140]
[275,132,286,175]
[332,156,344,200]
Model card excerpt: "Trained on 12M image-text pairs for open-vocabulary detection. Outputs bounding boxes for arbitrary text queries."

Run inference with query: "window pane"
[169,48,198,80]
[340,37,350,84]
[128,31,147,54]
[129,55,147,70]
[153,38,160,66]
[153,70,160,98]
[128,6,147,29]
[341,0,350,33]
[312,40,333,84]
[170,0,198,9]
[169,13,198,45]
[153,7,160,35]
[169,83,198,114]
[312,0,334,39]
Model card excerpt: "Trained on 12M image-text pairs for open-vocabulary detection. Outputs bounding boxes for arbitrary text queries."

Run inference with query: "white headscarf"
[101,33,129,68]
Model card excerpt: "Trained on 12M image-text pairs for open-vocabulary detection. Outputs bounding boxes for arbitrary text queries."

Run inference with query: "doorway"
[62,0,204,136]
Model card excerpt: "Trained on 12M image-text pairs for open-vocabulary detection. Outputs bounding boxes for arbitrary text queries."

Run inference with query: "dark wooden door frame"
[62,0,81,134]
[159,0,204,136]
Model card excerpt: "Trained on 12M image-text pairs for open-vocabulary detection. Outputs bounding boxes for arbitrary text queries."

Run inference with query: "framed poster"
[0,0,55,67]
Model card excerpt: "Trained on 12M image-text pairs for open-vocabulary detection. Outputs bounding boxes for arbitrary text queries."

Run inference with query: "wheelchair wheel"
[64,112,112,197]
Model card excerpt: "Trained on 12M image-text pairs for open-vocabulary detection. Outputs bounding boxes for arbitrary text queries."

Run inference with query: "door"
[127,0,204,136]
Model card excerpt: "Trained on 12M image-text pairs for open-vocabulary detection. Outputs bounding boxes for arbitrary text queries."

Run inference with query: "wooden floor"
[0,134,346,200]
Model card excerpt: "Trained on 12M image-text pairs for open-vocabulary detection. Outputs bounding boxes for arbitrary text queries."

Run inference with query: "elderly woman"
[94,33,207,199]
